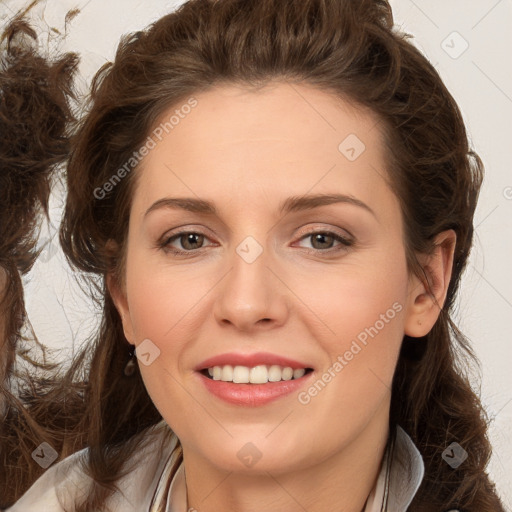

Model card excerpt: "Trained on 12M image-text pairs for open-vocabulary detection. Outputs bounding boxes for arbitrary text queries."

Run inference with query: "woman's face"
[111,82,428,474]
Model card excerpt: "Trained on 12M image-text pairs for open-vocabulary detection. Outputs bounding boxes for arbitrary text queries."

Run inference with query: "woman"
[4,0,505,510]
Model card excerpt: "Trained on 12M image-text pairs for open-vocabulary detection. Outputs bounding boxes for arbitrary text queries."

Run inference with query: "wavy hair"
[0,17,80,508]
[3,0,505,510]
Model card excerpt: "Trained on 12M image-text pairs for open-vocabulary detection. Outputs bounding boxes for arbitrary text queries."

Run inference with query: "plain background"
[1,0,511,508]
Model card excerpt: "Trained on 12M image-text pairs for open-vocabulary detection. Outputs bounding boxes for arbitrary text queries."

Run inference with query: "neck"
[182,407,390,512]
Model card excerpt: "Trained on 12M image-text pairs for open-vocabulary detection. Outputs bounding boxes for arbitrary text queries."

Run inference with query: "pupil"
[313,233,332,249]
[183,233,202,250]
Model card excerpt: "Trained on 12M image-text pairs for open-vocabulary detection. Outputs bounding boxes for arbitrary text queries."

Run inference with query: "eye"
[294,230,353,252]
[160,231,215,255]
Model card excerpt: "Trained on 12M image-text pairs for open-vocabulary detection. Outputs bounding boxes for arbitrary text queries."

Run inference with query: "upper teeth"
[207,365,306,384]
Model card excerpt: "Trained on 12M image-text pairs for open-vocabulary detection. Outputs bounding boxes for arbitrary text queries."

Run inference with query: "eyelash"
[158,228,354,257]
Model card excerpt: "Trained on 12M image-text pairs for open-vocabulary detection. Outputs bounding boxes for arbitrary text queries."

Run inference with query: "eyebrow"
[144,193,376,219]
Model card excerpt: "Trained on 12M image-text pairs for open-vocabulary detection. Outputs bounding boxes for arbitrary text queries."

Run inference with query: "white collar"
[163,425,424,512]
[363,425,425,511]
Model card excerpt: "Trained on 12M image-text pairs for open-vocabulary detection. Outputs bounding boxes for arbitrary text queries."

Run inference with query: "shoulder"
[5,448,89,511]
[6,421,177,512]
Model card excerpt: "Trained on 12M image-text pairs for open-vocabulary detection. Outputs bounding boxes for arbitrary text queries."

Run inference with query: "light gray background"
[1,0,510,507]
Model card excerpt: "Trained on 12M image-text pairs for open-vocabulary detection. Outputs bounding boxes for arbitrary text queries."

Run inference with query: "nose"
[213,241,289,332]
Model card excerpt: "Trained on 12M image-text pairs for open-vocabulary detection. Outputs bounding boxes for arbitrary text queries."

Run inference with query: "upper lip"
[195,352,312,371]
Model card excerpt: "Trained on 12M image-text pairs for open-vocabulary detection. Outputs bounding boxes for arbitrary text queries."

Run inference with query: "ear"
[105,241,136,345]
[404,229,457,338]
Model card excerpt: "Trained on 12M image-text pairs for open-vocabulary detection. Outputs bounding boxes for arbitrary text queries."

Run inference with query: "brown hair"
[5,0,505,510]
[0,17,80,508]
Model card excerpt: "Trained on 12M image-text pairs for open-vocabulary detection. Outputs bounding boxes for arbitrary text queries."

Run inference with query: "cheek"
[298,248,408,404]
[292,249,409,351]
[124,247,201,342]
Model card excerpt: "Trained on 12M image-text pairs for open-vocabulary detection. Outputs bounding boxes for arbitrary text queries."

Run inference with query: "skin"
[109,82,455,512]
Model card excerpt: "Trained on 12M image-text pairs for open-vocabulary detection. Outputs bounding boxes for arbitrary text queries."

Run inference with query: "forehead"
[131,82,396,221]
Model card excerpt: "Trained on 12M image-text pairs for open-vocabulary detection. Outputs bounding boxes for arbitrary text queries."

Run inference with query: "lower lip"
[198,372,314,406]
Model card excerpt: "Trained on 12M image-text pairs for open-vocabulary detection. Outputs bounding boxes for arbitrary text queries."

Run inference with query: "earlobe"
[404,229,457,338]
[106,270,135,345]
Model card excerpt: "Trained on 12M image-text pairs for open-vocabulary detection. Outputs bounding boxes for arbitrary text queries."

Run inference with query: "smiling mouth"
[199,364,314,384]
